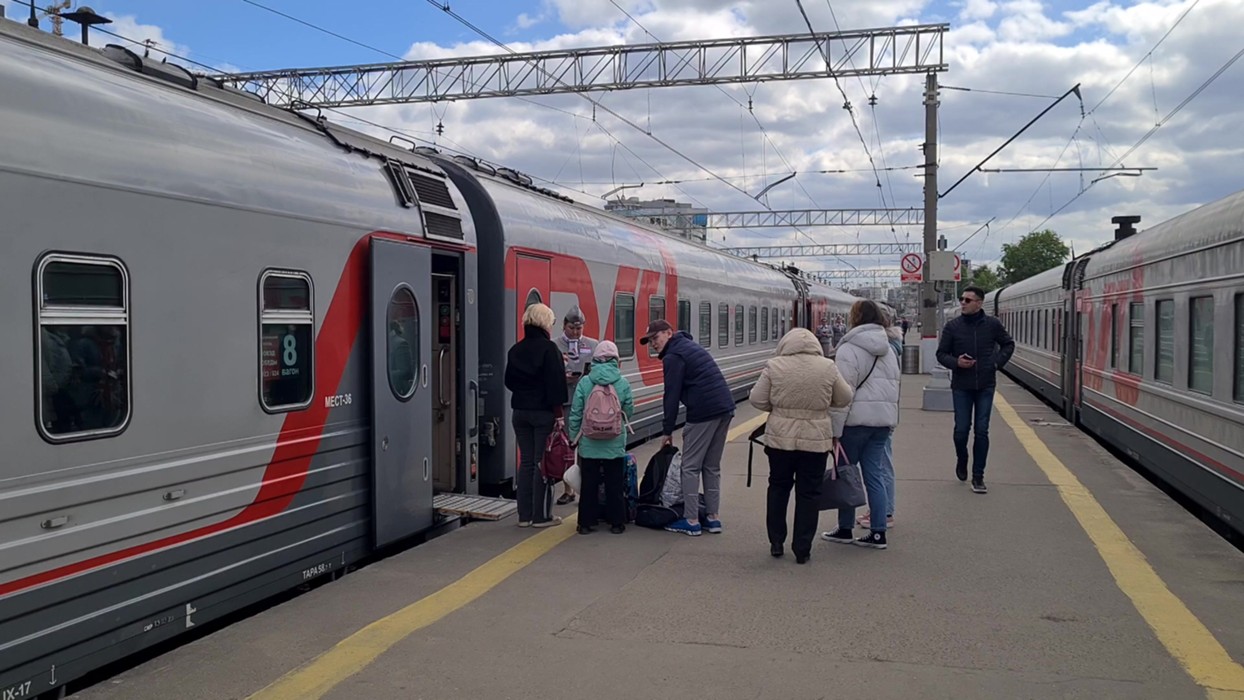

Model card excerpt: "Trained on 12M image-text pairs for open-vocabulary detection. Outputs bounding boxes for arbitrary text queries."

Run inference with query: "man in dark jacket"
[935,286,1015,494]
[640,319,734,536]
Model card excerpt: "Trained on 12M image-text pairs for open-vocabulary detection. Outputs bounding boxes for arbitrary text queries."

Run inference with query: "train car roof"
[996,262,1065,298]
[1083,188,1244,281]
[0,20,470,243]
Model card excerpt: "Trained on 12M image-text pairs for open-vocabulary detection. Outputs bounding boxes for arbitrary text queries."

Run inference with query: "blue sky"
[5,0,1241,279]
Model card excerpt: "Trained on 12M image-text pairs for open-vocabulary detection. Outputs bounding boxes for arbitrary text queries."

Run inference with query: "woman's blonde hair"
[522,302,556,332]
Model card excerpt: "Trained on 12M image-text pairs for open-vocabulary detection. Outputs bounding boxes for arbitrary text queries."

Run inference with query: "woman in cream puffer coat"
[749,327,854,563]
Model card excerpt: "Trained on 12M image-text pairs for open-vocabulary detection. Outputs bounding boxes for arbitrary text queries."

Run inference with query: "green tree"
[965,263,1000,292]
[999,229,1070,284]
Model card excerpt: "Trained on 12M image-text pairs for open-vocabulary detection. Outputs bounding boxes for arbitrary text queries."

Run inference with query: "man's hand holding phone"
[957,353,976,369]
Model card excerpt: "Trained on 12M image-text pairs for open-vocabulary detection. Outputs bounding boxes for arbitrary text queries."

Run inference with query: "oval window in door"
[387,286,419,400]
[524,288,542,308]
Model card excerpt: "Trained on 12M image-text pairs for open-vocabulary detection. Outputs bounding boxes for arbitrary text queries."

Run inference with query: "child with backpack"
[568,341,635,534]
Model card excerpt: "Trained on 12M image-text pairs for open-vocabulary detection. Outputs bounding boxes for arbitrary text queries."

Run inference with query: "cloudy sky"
[7,0,1242,283]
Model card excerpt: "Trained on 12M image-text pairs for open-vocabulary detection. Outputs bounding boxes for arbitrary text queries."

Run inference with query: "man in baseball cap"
[638,319,675,352]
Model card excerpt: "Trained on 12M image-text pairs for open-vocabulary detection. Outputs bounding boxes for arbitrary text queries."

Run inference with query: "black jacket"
[504,325,569,411]
[935,311,1015,391]
[659,331,735,434]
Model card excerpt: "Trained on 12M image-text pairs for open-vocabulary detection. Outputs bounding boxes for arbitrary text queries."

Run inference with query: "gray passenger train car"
[0,18,868,696]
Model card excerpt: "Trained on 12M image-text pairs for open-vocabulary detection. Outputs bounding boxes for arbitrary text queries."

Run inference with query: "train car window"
[524,289,542,308]
[677,299,692,334]
[1189,296,1214,394]
[771,307,778,340]
[718,304,729,348]
[386,287,419,400]
[1129,303,1144,374]
[260,271,315,412]
[648,296,666,357]
[36,255,131,441]
[1155,299,1174,384]
[749,306,758,344]
[761,307,769,342]
[1109,304,1118,368]
[649,296,666,323]
[615,293,636,358]
[734,304,744,345]
[1235,295,1244,402]
[698,301,712,347]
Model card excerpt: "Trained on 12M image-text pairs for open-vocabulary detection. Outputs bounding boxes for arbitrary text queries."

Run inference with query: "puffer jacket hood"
[749,328,854,453]
[830,323,901,435]
[839,324,891,357]
[775,327,823,357]
[588,359,622,385]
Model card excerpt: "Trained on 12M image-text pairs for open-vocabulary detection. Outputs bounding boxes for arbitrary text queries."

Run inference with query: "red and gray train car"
[983,192,1244,535]
[0,19,862,696]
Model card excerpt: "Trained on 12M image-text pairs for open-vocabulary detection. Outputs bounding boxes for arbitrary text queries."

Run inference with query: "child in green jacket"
[568,341,635,534]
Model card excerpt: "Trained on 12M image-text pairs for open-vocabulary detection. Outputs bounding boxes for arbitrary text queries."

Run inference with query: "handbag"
[745,421,767,488]
[540,422,576,482]
[818,442,866,511]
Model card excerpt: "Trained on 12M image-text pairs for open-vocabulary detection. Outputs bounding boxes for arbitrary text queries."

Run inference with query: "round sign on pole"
[901,253,922,273]
[900,253,923,283]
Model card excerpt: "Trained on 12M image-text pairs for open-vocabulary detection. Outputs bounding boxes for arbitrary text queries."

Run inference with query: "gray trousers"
[681,413,733,520]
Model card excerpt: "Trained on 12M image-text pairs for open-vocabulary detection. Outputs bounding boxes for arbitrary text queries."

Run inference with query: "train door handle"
[438,346,451,408]
[468,380,479,438]
[423,457,430,482]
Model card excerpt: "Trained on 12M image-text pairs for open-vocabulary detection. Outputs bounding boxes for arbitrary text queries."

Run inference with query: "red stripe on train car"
[1085,399,1244,484]
[0,232,461,598]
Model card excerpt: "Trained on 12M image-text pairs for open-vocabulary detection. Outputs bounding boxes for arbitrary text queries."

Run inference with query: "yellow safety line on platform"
[995,394,1244,697]
[726,412,767,442]
[247,514,580,700]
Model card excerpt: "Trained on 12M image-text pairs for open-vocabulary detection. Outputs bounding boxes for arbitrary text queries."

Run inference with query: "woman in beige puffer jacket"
[749,327,854,563]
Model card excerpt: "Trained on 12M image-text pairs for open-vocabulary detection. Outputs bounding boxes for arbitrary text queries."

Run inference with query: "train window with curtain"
[1189,296,1214,394]
[1234,295,1244,402]
[37,255,131,441]
[771,307,779,340]
[260,271,315,412]
[734,304,744,345]
[1156,299,1174,384]
[648,296,665,356]
[749,306,757,343]
[615,293,636,358]
[1109,304,1118,368]
[677,299,691,334]
[761,307,769,342]
[1129,302,1144,374]
[718,304,729,347]
[698,301,712,347]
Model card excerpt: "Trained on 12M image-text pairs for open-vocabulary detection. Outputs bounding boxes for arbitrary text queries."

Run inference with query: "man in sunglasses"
[935,286,1015,493]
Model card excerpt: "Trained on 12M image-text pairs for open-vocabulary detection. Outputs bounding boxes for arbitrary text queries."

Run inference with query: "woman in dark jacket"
[504,303,569,527]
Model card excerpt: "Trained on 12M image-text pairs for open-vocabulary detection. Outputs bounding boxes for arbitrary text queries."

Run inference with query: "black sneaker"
[854,531,887,549]
[955,464,968,482]
[971,479,988,494]
[821,528,854,544]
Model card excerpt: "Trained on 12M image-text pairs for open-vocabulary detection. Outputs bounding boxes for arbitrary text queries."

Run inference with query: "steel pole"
[920,72,940,371]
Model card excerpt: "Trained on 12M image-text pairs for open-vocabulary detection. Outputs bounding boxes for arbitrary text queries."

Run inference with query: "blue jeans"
[953,388,995,479]
[880,429,895,517]
[837,425,892,532]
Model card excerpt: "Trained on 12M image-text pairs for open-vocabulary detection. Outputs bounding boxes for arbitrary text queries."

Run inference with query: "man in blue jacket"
[640,319,735,536]
[935,286,1015,494]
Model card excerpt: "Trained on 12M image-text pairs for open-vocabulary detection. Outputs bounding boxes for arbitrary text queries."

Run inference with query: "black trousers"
[512,409,555,523]
[765,447,828,557]
[578,456,626,528]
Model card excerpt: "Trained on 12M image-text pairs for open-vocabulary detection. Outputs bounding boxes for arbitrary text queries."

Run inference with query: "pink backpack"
[582,383,624,440]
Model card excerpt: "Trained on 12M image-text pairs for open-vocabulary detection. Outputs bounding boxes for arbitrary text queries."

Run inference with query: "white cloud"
[515,12,542,29]
[959,0,999,21]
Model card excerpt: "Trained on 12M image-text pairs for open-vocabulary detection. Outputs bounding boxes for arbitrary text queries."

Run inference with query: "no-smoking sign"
[901,253,923,283]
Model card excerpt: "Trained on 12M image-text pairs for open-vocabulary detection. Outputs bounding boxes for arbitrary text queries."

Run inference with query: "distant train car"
[0,18,869,695]
[986,195,1244,535]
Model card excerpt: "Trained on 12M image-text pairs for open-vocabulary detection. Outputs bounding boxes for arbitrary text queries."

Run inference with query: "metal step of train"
[433,493,517,521]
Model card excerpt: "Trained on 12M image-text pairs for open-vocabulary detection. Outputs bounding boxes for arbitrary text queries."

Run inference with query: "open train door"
[1061,258,1091,424]
[370,238,434,546]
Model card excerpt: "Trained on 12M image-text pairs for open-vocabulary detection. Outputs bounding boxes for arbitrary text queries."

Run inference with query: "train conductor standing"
[935,286,1015,494]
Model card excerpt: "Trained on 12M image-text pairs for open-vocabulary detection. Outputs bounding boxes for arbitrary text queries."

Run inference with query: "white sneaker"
[532,516,563,528]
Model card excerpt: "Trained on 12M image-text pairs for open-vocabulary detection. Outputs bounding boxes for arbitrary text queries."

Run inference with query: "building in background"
[605,197,708,243]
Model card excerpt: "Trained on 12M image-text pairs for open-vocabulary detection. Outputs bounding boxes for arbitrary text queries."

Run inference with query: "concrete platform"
[70,376,1244,700]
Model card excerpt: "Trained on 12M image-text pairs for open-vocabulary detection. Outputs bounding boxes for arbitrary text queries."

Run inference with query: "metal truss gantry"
[803,269,901,283]
[219,25,948,108]
[643,208,922,229]
[724,243,921,257]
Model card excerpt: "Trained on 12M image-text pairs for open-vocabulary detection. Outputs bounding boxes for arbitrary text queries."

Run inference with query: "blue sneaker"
[704,518,723,534]
[664,519,702,536]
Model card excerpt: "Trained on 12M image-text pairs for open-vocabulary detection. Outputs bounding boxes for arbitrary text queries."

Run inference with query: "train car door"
[1062,258,1090,424]
[432,270,458,492]
[370,239,434,546]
